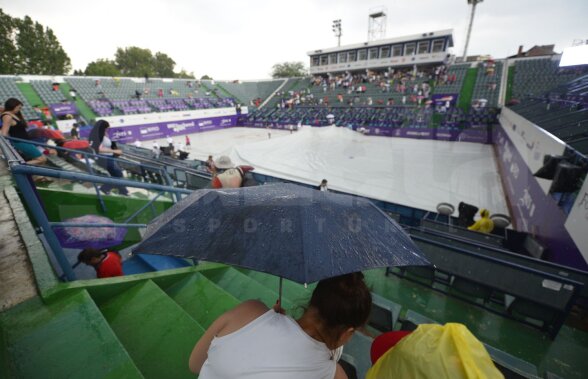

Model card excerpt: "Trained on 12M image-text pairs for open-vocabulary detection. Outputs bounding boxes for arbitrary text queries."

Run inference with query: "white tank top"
[199,310,337,379]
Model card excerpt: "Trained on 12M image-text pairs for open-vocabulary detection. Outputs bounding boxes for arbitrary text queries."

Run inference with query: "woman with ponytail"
[189,272,372,379]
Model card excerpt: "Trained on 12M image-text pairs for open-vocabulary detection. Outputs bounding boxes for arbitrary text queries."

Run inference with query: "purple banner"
[49,103,78,116]
[80,115,238,143]
[430,93,459,107]
[241,121,489,143]
[494,124,587,270]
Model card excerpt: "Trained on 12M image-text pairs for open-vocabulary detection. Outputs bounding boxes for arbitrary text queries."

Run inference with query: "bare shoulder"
[217,300,270,337]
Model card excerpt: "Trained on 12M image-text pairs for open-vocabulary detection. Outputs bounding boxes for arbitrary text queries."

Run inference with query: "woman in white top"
[189,272,372,379]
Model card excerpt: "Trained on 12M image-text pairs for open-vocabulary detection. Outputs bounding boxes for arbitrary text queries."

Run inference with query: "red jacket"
[96,251,123,278]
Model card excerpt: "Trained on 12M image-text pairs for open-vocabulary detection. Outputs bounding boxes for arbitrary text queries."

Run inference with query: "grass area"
[458,67,479,111]
[505,65,515,102]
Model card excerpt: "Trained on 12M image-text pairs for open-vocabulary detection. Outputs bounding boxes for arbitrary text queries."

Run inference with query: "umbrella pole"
[278,277,283,306]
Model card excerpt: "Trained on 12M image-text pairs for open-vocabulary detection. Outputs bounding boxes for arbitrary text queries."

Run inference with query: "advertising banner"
[80,115,238,143]
[49,103,78,116]
[494,123,587,270]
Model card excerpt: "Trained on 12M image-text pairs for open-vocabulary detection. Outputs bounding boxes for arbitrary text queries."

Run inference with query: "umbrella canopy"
[134,183,428,284]
[54,215,128,249]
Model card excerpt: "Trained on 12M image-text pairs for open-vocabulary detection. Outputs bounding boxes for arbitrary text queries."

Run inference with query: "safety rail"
[0,135,192,281]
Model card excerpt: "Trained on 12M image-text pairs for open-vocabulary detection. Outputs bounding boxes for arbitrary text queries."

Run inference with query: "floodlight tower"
[462,0,483,61]
[368,6,387,42]
[332,19,342,47]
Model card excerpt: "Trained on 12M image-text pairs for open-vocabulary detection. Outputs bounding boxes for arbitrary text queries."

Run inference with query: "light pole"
[332,19,342,47]
[462,0,483,61]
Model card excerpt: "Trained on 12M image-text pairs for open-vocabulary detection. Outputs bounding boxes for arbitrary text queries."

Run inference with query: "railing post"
[162,168,181,202]
[84,154,107,212]
[13,173,76,281]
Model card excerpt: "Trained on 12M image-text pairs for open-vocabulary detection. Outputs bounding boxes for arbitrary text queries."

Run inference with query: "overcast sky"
[2,0,586,80]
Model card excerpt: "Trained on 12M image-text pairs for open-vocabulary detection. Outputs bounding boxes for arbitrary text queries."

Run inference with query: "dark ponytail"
[310,272,372,332]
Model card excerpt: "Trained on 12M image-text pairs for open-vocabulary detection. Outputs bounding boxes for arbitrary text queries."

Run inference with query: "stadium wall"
[496,107,588,270]
[79,107,247,143]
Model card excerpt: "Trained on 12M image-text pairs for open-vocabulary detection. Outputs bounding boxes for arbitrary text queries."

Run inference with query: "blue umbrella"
[133,183,428,299]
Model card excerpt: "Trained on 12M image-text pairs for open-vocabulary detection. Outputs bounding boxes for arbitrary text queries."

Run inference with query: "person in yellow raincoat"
[468,209,494,234]
[367,323,503,379]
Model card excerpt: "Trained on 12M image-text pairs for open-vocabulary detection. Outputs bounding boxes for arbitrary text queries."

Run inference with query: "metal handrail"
[0,135,193,281]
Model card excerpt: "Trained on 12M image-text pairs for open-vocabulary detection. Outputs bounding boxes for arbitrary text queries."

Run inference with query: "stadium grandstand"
[1,7,588,379]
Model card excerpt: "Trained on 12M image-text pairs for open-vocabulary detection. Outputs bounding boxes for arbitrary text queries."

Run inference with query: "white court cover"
[155,126,509,215]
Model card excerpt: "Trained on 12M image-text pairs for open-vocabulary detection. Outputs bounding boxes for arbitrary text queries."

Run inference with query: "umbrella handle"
[273,277,285,315]
[278,277,283,306]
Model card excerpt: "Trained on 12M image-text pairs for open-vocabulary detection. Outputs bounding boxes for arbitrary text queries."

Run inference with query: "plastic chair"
[435,202,455,225]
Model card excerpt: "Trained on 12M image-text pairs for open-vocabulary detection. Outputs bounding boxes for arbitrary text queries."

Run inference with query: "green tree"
[15,16,44,74]
[153,52,176,77]
[85,59,121,76]
[0,10,71,75]
[43,28,71,74]
[176,69,195,79]
[115,46,155,77]
[0,9,18,74]
[271,62,307,78]
[201,75,212,80]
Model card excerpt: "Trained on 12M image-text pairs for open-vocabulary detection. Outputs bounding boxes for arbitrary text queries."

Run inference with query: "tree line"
[80,47,196,79]
[0,9,71,75]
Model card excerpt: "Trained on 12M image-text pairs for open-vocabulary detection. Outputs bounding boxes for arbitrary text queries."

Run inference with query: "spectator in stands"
[185,135,191,148]
[77,248,124,278]
[317,179,329,192]
[134,140,142,148]
[467,209,494,234]
[205,155,217,175]
[1,98,48,167]
[210,155,254,188]
[70,123,79,140]
[88,120,129,195]
[366,323,501,379]
[69,89,77,101]
[152,141,160,158]
[189,272,371,379]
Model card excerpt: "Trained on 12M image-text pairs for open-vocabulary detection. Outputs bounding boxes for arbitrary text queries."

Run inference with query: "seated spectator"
[467,209,494,234]
[77,248,124,279]
[210,155,254,189]
[318,179,329,191]
[189,272,371,379]
[1,98,47,167]
[367,323,502,379]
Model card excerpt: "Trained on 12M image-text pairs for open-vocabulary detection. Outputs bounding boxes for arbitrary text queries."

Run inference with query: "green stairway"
[0,289,143,378]
[96,280,205,379]
[160,272,240,326]
[458,67,478,110]
[59,81,98,122]
[16,82,44,108]
[201,266,295,312]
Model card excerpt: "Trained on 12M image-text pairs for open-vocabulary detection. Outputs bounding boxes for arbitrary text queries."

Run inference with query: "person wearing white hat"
[211,155,254,189]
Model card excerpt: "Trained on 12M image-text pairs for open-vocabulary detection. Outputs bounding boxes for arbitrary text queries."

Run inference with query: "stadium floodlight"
[462,0,483,61]
[368,6,387,42]
[332,19,342,47]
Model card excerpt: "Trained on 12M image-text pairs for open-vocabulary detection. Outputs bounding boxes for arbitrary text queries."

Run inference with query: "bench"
[421,218,505,248]
[389,234,583,338]
[410,228,588,306]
